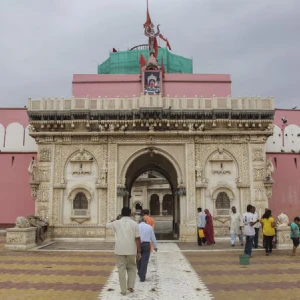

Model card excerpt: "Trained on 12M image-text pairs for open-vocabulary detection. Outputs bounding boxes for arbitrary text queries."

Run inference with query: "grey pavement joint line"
[98,242,214,299]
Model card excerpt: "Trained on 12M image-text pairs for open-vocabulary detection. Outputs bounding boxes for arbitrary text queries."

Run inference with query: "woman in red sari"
[204,209,215,245]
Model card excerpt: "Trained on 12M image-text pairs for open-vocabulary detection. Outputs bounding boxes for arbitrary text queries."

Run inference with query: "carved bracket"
[96,183,107,189]
[29,181,40,200]
[175,187,186,196]
[117,188,129,197]
[264,180,274,199]
[53,183,66,189]
[196,182,208,189]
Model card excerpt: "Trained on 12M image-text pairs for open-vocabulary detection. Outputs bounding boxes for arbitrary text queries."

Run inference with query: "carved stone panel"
[39,147,52,162]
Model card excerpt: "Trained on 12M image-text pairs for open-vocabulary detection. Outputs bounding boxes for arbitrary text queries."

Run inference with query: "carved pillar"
[107,139,117,221]
[159,193,163,216]
[176,187,186,223]
[117,187,129,212]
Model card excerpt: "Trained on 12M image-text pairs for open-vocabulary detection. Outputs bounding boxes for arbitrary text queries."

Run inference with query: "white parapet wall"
[28,95,275,112]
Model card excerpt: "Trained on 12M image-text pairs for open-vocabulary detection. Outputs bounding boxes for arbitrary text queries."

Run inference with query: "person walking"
[204,209,215,245]
[143,209,155,251]
[290,217,300,256]
[197,207,206,246]
[260,209,276,256]
[106,207,141,296]
[143,209,155,229]
[229,206,243,246]
[243,204,260,257]
[252,206,261,249]
[137,217,158,282]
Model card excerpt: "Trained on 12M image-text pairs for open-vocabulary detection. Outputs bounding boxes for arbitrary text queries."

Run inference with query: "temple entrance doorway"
[122,149,181,240]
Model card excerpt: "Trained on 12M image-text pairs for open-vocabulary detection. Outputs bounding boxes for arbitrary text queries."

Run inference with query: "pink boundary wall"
[0,153,36,226]
[0,108,29,128]
[267,153,300,220]
[72,74,231,98]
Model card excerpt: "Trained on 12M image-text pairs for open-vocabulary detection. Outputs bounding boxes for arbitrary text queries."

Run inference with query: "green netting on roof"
[97,48,193,74]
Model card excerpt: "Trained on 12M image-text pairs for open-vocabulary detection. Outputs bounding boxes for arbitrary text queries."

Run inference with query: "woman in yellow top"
[260,209,276,256]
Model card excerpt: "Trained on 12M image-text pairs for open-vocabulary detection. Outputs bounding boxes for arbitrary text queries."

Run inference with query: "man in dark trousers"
[137,217,158,282]
[106,207,141,296]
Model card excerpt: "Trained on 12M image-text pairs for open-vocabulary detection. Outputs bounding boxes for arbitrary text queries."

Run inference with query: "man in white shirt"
[197,207,206,246]
[243,204,260,257]
[106,207,141,296]
[252,206,261,248]
[137,217,158,282]
[229,206,244,246]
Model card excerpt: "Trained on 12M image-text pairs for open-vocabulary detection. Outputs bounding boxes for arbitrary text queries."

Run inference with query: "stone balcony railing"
[28,95,274,112]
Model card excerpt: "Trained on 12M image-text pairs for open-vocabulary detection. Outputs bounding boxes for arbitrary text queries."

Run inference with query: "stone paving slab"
[99,243,213,300]
[1,236,300,300]
[0,237,115,300]
[184,249,300,300]
[40,241,115,251]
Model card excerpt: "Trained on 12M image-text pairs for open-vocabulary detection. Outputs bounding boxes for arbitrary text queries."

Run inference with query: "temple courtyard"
[0,236,299,300]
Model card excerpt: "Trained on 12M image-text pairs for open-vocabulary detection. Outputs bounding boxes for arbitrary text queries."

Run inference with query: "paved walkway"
[1,236,300,300]
[99,243,213,299]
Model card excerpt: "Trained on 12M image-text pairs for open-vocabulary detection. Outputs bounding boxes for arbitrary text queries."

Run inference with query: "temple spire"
[143,0,171,57]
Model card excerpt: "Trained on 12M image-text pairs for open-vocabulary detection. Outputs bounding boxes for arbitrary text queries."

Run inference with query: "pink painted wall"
[267,153,300,220]
[72,73,231,98]
[0,153,36,225]
[0,108,29,128]
[273,109,300,127]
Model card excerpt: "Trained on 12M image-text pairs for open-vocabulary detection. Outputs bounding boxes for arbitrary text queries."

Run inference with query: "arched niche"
[67,185,93,220]
[266,124,282,152]
[63,151,98,224]
[162,194,173,215]
[24,125,38,151]
[63,150,99,187]
[211,185,234,216]
[203,148,239,211]
[284,124,300,152]
[150,194,160,216]
[4,122,24,151]
[134,201,143,211]
[0,124,4,150]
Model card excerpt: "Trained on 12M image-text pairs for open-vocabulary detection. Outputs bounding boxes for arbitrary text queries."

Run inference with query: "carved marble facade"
[27,96,274,241]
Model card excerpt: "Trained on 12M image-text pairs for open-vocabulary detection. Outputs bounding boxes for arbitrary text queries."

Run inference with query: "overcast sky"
[0,0,299,108]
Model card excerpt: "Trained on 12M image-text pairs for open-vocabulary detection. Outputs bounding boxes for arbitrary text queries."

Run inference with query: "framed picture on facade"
[144,71,161,95]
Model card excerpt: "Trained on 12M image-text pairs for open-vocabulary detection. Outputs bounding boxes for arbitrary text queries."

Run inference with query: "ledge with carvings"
[27,96,275,112]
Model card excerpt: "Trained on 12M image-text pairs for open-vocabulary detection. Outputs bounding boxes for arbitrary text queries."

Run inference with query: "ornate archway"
[122,148,182,239]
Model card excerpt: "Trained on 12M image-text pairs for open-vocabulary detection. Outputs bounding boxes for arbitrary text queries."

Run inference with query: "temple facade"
[18,5,277,241]
[4,4,299,243]
[26,88,274,241]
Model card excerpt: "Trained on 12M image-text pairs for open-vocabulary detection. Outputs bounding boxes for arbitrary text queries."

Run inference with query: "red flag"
[159,33,172,50]
[161,58,165,77]
[139,53,146,67]
[153,37,158,57]
[112,48,117,52]
[143,0,152,28]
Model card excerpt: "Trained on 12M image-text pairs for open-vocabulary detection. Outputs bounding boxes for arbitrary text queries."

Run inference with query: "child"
[290,217,300,256]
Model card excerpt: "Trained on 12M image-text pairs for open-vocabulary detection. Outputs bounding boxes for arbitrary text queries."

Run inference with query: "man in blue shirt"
[137,217,158,282]
[290,217,300,256]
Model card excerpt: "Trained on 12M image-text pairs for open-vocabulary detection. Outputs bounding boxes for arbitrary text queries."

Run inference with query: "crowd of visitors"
[198,205,300,258]
[106,205,299,296]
